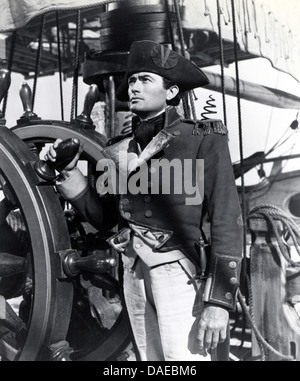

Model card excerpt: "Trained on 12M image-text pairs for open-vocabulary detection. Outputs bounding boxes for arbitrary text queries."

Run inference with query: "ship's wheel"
[0,78,132,361]
[0,125,74,361]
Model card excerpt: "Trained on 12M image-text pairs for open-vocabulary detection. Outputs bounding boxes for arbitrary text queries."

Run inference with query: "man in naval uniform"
[46,40,243,361]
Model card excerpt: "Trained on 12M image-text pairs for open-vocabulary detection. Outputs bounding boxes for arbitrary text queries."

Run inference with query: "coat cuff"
[56,168,88,201]
[203,255,242,311]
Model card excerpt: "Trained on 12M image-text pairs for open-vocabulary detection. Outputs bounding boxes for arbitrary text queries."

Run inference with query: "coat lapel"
[101,136,138,176]
[135,129,175,169]
[101,129,175,175]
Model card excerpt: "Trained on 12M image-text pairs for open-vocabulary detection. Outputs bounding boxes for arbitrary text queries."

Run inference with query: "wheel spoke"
[11,122,131,361]
[0,127,73,361]
[0,253,26,277]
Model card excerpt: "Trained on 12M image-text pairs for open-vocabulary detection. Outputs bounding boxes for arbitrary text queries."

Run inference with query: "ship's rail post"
[248,217,300,361]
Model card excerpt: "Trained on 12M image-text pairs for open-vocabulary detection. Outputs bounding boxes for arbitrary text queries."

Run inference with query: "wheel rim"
[12,121,131,361]
[0,127,73,361]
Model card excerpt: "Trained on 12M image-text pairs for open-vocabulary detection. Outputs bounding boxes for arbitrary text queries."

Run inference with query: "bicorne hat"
[116,40,209,102]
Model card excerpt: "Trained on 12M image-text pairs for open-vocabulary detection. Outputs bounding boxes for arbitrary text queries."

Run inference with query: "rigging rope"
[237,288,294,361]
[173,0,194,119]
[56,12,64,121]
[230,0,247,285]
[32,14,45,112]
[265,126,298,157]
[263,72,280,154]
[216,0,227,127]
[70,10,81,121]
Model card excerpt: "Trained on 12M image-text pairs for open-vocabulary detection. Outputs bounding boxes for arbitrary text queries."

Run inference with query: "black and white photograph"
[0,0,299,367]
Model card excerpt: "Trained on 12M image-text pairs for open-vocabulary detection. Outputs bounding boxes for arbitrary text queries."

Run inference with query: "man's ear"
[166,85,179,101]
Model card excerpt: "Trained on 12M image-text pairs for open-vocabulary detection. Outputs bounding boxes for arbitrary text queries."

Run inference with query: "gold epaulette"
[182,118,228,136]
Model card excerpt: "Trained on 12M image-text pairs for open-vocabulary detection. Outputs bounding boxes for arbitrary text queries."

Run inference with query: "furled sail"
[0,0,299,84]
[0,0,112,32]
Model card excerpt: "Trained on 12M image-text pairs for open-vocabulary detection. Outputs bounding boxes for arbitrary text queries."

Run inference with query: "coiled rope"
[237,204,300,361]
[248,204,300,268]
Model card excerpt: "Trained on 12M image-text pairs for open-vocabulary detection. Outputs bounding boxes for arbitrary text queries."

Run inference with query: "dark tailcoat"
[70,107,243,311]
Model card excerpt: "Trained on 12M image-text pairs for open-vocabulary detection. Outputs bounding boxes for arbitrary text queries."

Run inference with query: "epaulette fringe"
[189,119,228,136]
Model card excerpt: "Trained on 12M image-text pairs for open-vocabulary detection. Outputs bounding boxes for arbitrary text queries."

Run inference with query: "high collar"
[132,106,181,133]
[132,111,165,136]
[163,106,182,128]
[139,108,166,122]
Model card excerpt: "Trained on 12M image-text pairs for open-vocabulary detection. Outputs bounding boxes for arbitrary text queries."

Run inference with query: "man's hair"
[162,78,181,106]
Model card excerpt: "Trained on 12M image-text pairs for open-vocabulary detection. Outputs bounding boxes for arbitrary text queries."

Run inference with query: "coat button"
[124,212,131,219]
[135,243,142,249]
[121,198,129,205]
[225,292,232,300]
[145,210,152,218]
[229,261,237,269]
[173,131,180,136]
[149,167,156,174]
[144,196,151,203]
[230,277,238,285]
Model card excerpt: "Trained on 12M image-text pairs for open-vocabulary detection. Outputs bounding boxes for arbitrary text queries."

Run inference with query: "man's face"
[127,72,168,119]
